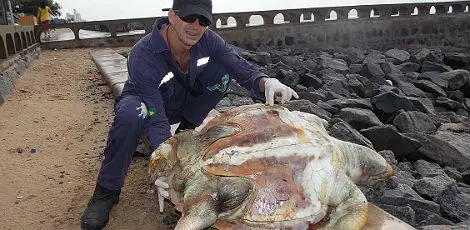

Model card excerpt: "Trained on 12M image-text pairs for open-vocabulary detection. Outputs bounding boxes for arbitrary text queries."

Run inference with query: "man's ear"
[168,9,176,24]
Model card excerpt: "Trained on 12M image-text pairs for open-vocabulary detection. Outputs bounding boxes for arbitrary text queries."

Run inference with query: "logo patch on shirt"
[207,74,230,92]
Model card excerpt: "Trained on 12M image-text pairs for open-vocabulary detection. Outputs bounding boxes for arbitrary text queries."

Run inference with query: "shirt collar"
[150,17,170,53]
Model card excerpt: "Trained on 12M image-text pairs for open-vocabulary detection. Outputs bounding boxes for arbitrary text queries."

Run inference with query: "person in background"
[50,16,56,33]
[37,1,54,38]
[80,0,298,229]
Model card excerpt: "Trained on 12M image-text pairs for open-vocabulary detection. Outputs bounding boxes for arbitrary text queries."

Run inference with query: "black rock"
[378,204,416,226]
[299,73,323,89]
[297,91,326,103]
[283,99,331,121]
[393,111,437,133]
[329,121,374,149]
[361,125,422,158]
[337,107,383,130]
[438,185,470,223]
[413,160,447,178]
[413,80,447,98]
[421,61,453,73]
[404,133,470,169]
[371,91,415,117]
[380,184,441,214]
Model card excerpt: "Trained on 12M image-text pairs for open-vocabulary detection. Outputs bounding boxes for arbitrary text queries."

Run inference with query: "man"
[80,0,298,229]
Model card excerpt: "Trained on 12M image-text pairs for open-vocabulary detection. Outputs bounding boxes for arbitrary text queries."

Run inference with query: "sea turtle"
[149,104,393,230]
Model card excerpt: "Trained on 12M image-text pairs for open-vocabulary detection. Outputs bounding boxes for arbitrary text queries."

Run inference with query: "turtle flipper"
[323,172,368,230]
[175,201,218,230]
[175,177,253,230]
[332,139,394,186]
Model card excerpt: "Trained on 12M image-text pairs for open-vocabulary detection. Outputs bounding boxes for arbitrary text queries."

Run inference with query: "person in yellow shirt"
[37,1,54,38]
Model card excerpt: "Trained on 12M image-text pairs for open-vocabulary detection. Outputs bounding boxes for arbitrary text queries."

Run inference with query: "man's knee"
[113,96,146,129]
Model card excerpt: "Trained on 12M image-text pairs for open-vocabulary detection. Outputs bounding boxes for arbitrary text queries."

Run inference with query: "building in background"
[65,9,83,23]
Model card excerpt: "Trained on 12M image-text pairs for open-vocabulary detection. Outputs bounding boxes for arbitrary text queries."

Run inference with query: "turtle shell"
[195,104,334,227]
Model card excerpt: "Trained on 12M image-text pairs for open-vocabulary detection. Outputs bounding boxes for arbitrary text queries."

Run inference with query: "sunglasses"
[178,14,211,27]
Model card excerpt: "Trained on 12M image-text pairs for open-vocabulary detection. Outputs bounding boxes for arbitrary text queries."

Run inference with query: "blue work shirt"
[121,17,266,149]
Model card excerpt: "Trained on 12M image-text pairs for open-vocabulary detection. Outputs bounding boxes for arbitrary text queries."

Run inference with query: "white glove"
[264,78,299,106]
[155,177,169,213]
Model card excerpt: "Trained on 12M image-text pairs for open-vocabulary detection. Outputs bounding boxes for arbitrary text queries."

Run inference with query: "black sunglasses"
[178,14,211,27]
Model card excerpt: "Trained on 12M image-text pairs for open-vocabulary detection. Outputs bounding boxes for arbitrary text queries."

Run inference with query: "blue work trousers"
[97,95,166,190]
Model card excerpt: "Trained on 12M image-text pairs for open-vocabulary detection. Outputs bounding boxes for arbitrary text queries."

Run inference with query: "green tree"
[11,0,62,17]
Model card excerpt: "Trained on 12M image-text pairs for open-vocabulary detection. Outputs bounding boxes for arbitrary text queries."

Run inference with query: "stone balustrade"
[0,25,36,59]
[31,1,470,50]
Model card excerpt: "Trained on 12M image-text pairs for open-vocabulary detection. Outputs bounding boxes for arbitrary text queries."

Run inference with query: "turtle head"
[353,159,394,187]
[149,131,201,179]
[348,152,394,187]
[337,141,394,187]
[149,140,177,178]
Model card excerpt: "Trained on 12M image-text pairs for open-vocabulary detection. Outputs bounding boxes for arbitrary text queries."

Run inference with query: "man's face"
[169,9,209,47]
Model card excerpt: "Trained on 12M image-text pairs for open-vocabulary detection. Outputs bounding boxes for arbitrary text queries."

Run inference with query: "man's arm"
[127,46,172,150]
[208,32,298,105]
[208,32,266,99]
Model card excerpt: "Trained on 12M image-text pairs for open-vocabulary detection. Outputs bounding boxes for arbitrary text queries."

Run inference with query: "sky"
[54,0,462,21]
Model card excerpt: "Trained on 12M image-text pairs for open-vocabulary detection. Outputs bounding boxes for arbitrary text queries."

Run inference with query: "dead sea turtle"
[149,104,393,230]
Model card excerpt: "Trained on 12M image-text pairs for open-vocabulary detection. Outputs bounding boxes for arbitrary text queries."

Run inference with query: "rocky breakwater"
[218,46,470,229]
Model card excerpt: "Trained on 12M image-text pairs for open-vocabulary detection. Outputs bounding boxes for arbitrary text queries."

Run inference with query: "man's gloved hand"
[155,177,169,213]
[264,78,299,106]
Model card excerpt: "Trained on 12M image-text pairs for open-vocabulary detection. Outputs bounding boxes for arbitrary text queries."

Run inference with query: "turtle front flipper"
[175,201,218,230]
[322,172,368,230]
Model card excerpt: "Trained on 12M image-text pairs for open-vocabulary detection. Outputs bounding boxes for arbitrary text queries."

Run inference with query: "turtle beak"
[148,142,173,175]
[364,164,394,186]
[385,164,394,178]
[148,149,163,174]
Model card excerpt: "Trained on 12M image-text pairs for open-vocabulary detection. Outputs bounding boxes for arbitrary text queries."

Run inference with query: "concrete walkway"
[90,48,128,97]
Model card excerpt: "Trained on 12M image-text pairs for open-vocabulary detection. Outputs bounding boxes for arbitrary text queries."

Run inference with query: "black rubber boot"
[81,184,121,230]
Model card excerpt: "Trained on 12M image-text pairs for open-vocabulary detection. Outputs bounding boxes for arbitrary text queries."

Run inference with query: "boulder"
[404,133,470,169]
[393,111,437,133]
[337,107,383,130]
[361,125,422,158]
[328,121,374,149]
[380,184,441,214]
[385,48,411,64]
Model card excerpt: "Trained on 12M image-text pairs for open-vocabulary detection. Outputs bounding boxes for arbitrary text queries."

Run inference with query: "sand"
[0,48,173,229]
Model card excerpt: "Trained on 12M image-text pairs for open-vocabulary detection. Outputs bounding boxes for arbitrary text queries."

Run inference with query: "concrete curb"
[90,48,152,154]
[90,48,127,97]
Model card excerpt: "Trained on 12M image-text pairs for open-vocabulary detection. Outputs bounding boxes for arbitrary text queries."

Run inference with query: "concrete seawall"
[35,1,470,51]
